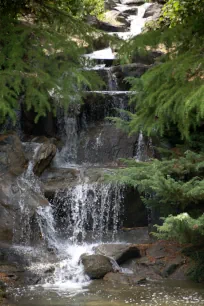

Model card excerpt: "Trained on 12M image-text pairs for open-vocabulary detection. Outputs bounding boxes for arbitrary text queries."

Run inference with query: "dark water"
[9,279,204,306]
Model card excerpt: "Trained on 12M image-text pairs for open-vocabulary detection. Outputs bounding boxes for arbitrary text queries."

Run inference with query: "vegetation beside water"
[112,0,204,281]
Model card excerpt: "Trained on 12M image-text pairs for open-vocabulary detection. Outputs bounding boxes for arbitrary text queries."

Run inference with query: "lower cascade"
[52,183,124,242]
[13,170,126,291]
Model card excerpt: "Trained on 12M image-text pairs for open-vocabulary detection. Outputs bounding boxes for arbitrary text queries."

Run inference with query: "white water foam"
[43,243,93,291]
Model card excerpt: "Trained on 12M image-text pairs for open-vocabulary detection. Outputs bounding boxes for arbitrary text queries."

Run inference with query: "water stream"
[7,2,204,305]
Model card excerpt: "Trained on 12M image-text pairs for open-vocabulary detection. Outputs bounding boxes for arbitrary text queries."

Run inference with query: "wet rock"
[86,15,126,32]
[33,143,57,176]
[0,173,49,242]
[77,123,137,165]
[81,254,113,279]
[161,256,185,278]
[168,264,189,281]
[23,141,57,176]
[119,241,190,281]
[0,132,27,175]
[143,3,162,18]
[105,0,120,10]
[146,241,182,259]
[103,272,146,285]
[115,5,138,17]
[104,10,130,28]
[41,168,80,198]
[95,244,141,264]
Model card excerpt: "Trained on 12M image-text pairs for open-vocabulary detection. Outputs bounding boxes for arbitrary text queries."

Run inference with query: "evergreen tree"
[0,0,104,124]
[118,0,204,139]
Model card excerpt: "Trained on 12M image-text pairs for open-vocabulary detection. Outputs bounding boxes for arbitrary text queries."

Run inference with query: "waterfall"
[54,116,78,167]
[52,183,124,243]
[135,131,146,162]
[36,206,58,250]
[135,131,154,162]
[12,146,43,245]
[107,68,118,91]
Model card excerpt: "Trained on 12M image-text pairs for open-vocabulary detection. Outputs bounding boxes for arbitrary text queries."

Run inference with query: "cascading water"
[135,131,147,162]
[12,145,43,245]
[52,183,124,243]
[135,131,154,162]
[54,116,78,167]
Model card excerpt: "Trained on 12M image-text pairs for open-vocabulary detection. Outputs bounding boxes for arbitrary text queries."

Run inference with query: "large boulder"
[23,141,57,176]
[95,244,141,264]
[144,3,162,22]
[121,241,188,281]
[33,143,57,176]
[144,3,162,18]
[0,133,27,175]
[81,254,113,279]
[104,10,130,29]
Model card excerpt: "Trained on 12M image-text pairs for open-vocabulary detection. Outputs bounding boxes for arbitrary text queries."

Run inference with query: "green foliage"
[160,0,204,28]
[120,28,204,139]
[119,0,204,139]
[109,151,204,215]
[153,213,204,244]
[0,0,104,18]
[0,0,104,124]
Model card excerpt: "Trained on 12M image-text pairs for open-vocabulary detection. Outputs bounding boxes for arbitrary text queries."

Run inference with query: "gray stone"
[81,254,113,279]
[0,173,49,242]
[103,272,146,284]
[104,10,130,28]
[95,244,141,264]
[77,123,137,165]
[115,5,138,16]
[0,132,27,175]
[23,141,57,176]
[33,143,57,176]
[41,167,80,197]
[143,3,162,18]
[86,15,126,32]
[105,0,120,10]
[161,256,185,278]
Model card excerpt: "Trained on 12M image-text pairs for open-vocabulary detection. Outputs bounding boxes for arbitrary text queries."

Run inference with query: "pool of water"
[10,279,204,306]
